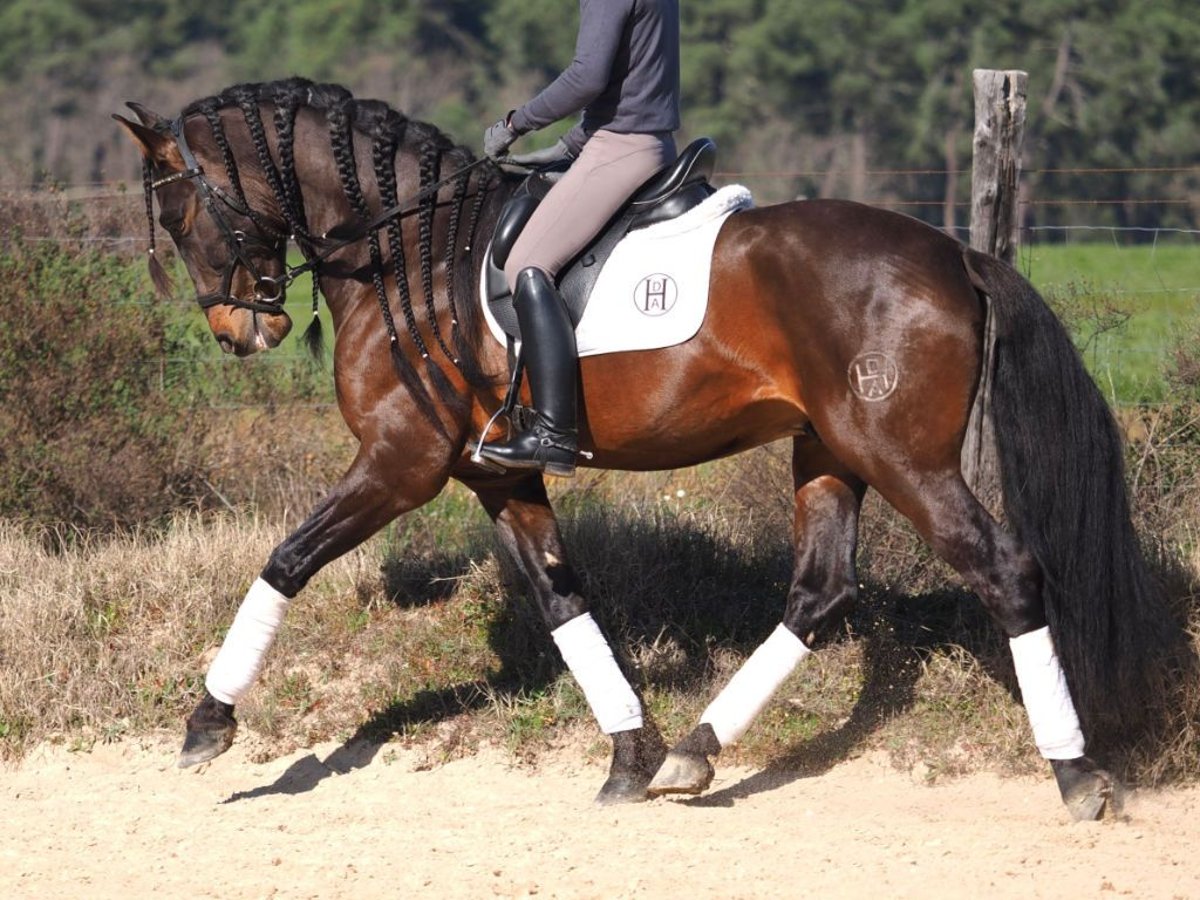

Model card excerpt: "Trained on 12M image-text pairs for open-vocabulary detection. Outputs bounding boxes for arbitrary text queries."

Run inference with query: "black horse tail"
[965,248,1172,741]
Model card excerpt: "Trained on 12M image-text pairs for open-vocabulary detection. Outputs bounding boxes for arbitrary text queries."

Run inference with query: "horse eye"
[160,214,185,236]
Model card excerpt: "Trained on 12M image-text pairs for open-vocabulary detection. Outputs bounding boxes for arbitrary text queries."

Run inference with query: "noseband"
[150,119,292,315]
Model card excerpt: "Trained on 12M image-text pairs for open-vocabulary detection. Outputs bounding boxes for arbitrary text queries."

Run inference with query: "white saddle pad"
[481,185,753,357]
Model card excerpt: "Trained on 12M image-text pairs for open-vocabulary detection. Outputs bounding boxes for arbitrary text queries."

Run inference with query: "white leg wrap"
[205,578,291,705]
[1009,626,1086,759]
[700,624,812,747]
[551,613,643,734]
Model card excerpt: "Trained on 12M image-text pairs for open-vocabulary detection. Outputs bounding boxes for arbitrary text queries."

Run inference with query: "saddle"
[484,138,717,341]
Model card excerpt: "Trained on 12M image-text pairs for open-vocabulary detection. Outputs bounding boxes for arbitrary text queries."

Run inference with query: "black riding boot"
[478,267,579,477]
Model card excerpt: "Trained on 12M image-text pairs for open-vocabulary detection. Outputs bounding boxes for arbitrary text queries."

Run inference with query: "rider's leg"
[479,131,674,476]
[479,267,581,476]
[502,130,676,289]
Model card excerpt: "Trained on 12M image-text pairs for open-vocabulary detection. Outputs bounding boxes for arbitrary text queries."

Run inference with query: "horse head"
[115,104,293,357]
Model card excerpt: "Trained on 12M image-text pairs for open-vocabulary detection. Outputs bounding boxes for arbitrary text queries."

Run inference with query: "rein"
[151,115,492,315]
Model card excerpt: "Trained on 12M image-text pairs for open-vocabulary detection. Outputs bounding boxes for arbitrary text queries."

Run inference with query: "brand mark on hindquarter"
[848,352,899,401]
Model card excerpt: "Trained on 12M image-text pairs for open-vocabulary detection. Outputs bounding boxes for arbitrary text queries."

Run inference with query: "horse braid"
[443,160,495,392]
[141,160,172,297]
[372,132,427,359]
[197,101,281,241]
[448,166,499,386]
[229,86,294,244]
[328,100,394,334]
[326,99,449,429]
[270,86,313,242]
[440,167,470,366]
[417,145,457,366]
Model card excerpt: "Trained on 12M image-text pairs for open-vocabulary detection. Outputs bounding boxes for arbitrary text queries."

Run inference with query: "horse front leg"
[471,473,664,805]
[179,449,449,767]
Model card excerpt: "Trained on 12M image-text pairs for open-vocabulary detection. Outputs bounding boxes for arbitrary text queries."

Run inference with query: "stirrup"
[470,350,525,473]
[476,431,585,478]
[471,423,593,477]
[470,404,513,473]
[473,417,591,478]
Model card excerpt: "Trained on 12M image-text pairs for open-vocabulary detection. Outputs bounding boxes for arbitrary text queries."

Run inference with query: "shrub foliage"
[0,236,204,527]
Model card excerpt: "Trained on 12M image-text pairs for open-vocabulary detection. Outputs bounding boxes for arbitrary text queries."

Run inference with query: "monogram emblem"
[633,273,678,316]
[848,352,899,401]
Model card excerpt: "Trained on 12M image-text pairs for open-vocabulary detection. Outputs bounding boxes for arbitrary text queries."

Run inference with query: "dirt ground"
[1,737,1197,899]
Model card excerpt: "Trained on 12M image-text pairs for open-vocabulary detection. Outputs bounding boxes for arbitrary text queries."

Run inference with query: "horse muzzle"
[208,304,293,356]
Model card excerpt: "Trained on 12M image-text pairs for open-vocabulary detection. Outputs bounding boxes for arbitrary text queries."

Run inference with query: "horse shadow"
[221,525,560,802]
[221,682,492,803]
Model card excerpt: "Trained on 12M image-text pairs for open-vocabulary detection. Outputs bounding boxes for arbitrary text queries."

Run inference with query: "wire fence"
[5,166,1197,409]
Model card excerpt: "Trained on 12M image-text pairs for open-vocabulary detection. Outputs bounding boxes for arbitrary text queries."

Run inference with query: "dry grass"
[1,442,1197,787]
[0,513,365,754]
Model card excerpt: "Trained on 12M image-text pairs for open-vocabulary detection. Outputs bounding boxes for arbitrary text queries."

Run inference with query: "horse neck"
[282,107,509,401]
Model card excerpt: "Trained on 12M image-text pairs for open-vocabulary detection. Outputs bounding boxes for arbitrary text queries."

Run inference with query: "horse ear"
[125,101,167,129]
[112,113,185,171]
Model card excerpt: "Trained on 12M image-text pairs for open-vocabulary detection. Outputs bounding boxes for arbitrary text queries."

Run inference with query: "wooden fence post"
[970,69,1028,262]
[963,69,1028,517]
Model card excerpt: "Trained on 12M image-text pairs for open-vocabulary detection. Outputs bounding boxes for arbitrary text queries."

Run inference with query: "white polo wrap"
[551,613,643,734]
[1009,626,1086,759]
[701,623,812,747]
[205,578,291,705]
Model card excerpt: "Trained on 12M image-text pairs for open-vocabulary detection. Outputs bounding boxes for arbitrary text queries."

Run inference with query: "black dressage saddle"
[484,137,718,341]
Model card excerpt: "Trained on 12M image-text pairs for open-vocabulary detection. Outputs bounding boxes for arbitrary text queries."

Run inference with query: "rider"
[477,0,681,476]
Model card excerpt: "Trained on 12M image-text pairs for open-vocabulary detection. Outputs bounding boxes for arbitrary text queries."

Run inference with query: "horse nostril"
[216,334,236,354]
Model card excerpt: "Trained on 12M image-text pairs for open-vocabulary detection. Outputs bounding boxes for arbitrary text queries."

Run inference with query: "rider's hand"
[483,116,518,159]
[508,139,575,167]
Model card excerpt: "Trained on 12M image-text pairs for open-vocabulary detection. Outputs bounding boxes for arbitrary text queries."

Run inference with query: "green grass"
[1019,242,1200,403]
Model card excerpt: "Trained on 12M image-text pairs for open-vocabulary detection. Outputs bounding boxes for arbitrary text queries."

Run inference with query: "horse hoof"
[593,771,652,806]
[1065,788,1108,822]
[178,695,237,768]
[1062,775,1111,822]
[1052,757,1113,821]
[646,750,714,797]
[179,721,236,768]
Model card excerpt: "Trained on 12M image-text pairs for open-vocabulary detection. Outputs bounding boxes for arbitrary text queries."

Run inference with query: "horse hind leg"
[649,438,865,796]
[871,467,1113,820]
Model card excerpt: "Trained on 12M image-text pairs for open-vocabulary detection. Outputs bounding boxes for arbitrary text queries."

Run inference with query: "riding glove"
[484,116,519,158]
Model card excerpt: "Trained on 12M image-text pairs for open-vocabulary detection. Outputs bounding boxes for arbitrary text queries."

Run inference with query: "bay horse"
[116,78,1168,820]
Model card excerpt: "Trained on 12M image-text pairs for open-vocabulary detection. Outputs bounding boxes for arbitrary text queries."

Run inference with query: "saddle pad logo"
[848,352,899,401]
[633,274,678,317]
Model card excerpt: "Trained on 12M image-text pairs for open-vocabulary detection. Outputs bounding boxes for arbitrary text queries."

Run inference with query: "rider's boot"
[478,267,580,477]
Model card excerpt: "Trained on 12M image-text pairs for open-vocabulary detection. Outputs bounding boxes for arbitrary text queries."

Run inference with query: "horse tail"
[964,248,1171,740]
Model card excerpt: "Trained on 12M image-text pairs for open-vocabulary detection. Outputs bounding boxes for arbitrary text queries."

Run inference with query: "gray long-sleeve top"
[509,0,680,155]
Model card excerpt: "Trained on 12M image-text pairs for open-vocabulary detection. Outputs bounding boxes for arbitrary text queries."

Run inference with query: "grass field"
[3,455,1197,785]
[1020,242,1199,403]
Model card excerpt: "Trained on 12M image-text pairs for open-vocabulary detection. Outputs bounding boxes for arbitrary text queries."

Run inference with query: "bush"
[0,236,205,527]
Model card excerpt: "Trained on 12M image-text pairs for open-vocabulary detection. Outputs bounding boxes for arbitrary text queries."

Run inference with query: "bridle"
[151,117,292,315]
[150,115,493,316]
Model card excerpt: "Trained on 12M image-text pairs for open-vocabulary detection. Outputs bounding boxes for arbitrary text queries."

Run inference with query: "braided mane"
[173,77,499,423]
